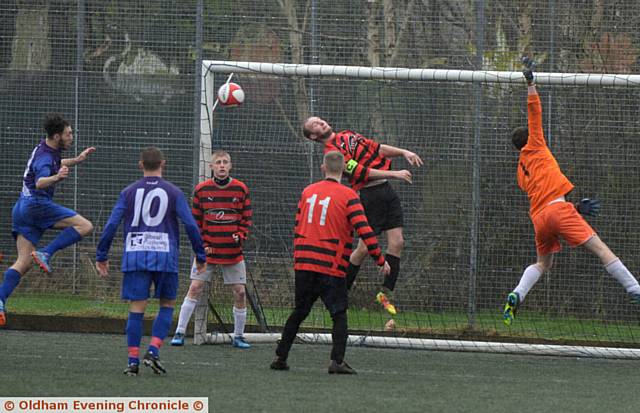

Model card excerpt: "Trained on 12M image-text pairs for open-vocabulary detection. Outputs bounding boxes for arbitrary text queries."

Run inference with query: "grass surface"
[7,295,640,345]
[1,329,639,413]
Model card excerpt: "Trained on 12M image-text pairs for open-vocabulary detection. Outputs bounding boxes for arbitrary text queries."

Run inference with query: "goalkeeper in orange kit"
[503,57,640,325]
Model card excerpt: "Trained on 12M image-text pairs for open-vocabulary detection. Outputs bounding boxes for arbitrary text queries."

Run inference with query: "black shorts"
[294,270,348,316]
[359,181,404,235]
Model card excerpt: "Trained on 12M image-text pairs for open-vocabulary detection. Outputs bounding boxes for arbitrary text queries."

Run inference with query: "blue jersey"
[21,139,62,199]
[96,176,206,273]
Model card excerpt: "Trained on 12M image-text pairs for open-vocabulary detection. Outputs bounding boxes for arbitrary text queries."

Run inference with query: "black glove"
[575,198,601,217]
[521,56,536,85]
[521,56,537,70]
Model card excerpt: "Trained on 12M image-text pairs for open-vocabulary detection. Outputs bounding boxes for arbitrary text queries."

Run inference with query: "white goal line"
[203,332,640,360]
[202,60,640,87]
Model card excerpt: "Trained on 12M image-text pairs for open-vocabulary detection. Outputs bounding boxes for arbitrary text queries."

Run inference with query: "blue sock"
[126,312,144,365]
[148,307,174,356]
[0,269,22,302]
[41,227,82,257]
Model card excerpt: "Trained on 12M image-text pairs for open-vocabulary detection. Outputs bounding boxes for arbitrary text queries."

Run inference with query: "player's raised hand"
[56,165,70,181]
[403,150,424,167]
[95,260,109,278]
[379,261,391,277]
[76,147,96,163]
[522,56,537,85]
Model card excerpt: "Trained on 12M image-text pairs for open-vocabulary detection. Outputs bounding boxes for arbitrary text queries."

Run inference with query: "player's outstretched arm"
[368,168,413,184]
[379,144,424,167]
[62,147,96,167]
[522,56,538,95]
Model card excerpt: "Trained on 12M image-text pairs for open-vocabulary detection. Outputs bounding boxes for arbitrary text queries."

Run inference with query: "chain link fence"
[1,0,640,345]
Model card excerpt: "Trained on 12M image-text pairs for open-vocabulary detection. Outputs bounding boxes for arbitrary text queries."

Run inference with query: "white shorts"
[190,260,246,285]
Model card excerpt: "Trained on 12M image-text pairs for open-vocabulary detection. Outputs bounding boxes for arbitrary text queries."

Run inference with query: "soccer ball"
[217,82,245,107]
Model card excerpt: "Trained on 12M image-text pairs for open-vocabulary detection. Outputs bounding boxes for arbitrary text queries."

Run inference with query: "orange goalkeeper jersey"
[517,94,574,218]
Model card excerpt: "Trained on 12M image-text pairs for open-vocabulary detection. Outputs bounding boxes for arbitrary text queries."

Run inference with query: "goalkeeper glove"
[523,69,534,85]
[521,56,537,70]
[575,198,601,217]
[521,56,536,85]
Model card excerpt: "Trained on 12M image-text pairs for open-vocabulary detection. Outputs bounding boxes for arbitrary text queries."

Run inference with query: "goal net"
[195,60,640,358]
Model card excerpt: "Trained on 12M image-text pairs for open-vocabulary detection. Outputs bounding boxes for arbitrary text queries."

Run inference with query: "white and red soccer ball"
[217,82,245,107]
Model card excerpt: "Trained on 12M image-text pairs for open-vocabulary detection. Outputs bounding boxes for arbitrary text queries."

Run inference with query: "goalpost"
[195,60,640,359]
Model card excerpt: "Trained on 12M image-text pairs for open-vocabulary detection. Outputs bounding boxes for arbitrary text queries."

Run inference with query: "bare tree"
[277,0,310,128]
[10,0,51,71]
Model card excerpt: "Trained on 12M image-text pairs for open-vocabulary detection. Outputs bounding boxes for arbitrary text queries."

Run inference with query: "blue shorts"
[12,197,77,246]
[122,271,178,301]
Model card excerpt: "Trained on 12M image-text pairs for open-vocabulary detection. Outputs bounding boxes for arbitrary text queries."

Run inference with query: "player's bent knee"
[388,238,404,254]
[159,299,176,307]
[12,262,31,276]
[75,217,94,236]
[188,283,205,298]
[235,290,246,301]
[292,307,312,320]
[536,261,552,273]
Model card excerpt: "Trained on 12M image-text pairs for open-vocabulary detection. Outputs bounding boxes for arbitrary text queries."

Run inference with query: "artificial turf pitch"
[1,330,638,412]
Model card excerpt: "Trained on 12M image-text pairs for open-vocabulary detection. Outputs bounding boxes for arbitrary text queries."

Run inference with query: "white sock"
[233,307,247,337]
[605,259,640,295]
[514,264,543,302]
[175,297,198,335]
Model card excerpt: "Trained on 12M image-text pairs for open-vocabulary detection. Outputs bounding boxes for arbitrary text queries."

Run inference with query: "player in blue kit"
[0,113,95,327]
[95,147,207,376]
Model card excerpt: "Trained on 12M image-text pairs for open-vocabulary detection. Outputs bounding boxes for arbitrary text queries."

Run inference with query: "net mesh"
[198,63,640,351]
[0,0,639,356]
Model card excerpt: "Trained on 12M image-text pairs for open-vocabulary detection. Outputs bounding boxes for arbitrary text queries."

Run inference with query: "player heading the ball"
[302,116,423,317]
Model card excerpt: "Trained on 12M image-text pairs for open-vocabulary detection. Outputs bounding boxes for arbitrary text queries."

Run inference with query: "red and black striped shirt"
[324,130,392,190]
[192,178,251,265]
[294,178,384,277]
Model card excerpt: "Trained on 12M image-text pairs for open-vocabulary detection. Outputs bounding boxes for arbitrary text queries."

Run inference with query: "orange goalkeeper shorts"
[532,201,596,256]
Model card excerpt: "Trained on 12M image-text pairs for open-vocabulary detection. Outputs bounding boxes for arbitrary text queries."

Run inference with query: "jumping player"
[0,113,95,327]
[503,60,640,325]
[303,117,422,315]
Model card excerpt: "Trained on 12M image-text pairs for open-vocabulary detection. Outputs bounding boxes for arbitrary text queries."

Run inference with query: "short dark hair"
[511,126,528,150]
[140,147,165,170]
[43,113,70,138]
